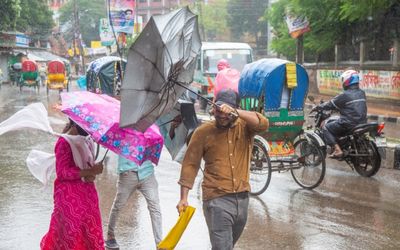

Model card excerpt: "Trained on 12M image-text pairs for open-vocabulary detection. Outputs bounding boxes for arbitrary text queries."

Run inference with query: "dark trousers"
[203,192,249,250]
[323,120,351,146]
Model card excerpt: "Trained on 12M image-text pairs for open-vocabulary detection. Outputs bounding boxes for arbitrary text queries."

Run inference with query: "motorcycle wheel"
[291,139,326,189]
[352,140,381,177]
[249,138,272,195]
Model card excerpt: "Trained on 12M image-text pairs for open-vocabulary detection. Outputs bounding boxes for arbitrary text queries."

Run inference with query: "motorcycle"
[300,96,386,177]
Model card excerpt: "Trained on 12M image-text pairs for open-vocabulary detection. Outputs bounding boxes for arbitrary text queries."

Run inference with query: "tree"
[16,0,54,41]
[59,0,107,46]
[0,0,21,31]
[199,0,228,41]
[266,0,400,62]
[227,0,268,45]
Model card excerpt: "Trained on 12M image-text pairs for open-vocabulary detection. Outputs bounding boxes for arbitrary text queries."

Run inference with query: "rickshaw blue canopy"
[238,58,309,111]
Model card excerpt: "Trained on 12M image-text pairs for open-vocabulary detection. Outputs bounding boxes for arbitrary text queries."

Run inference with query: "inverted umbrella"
[61,91,163,166]
[120,6,201,132]
[156,99,199,162]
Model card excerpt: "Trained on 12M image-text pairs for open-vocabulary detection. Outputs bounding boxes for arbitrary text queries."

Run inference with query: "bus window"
[203,49,252,75]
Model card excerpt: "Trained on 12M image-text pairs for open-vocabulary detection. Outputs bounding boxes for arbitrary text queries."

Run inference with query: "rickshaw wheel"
[46,86,49,95]
[291,139,325,189]
[249,138,272,195]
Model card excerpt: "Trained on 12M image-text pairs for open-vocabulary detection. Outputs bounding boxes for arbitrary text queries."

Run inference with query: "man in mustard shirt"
[177,89,269,250]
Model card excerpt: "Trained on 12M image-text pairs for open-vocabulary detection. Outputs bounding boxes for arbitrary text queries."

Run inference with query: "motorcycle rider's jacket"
[319,85,367,126]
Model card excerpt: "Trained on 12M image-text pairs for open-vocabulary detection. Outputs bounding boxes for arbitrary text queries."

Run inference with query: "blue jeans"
[203,192,249,250]
[107,171,162,245]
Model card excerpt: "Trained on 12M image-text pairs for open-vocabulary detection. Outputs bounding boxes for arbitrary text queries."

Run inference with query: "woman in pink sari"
[41,120,105,250]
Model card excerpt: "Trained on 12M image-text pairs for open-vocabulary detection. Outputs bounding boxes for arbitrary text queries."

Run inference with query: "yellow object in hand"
[157,206,196,250]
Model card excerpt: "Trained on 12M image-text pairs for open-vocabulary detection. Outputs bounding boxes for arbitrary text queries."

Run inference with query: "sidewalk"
[307,93,400,124]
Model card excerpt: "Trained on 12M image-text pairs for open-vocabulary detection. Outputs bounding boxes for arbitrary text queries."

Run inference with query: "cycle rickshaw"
[239,58,326,195]
[19,60,40,92]
[86,56,126,96]
[46,60,70,95]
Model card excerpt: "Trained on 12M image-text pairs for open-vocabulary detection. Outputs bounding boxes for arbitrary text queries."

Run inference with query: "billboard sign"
[109,0,135,34]
[16,34,30,47]
[285,14,310,39]
[100,18,115,46]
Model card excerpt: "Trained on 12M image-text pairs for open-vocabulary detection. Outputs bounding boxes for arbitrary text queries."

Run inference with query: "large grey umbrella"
[156,98,199,162]
[120,7,201,132]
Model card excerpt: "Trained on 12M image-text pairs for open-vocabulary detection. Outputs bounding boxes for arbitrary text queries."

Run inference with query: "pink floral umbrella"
[60,91,164,166]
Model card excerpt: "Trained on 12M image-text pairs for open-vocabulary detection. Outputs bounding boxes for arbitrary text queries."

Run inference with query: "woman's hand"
[88,162,104,175]
[84,175,96,182]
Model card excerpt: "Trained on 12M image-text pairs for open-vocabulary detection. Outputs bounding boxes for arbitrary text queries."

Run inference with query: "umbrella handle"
[100,149,109,163]
[174,81,238,117]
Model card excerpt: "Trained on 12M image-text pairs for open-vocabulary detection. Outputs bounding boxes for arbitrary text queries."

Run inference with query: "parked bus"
[190,42,253,110]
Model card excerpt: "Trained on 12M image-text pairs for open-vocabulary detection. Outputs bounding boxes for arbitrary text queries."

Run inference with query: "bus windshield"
[203,49,252,74]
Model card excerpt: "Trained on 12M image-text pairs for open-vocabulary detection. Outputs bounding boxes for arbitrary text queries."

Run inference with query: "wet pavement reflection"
[1,84,400,249]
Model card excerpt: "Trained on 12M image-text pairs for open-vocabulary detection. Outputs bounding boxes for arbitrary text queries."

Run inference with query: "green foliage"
[266,0,400,61]
[200,0,228,41]
[0,0,21,31]
[227,0,268,41]
[339,0,397,22]
[16,0,54,40]
[59,0,107,46]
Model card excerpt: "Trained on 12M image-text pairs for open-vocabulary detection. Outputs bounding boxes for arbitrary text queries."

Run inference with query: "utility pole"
[73,0,85,74]
[196,0,206,40]
[135,0,139,35]
[296,35,304,64]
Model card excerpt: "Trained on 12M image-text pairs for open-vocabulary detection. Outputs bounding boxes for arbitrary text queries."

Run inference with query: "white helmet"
[340,70,360,88]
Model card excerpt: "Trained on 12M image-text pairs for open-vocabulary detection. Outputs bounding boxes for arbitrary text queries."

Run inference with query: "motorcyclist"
[313,70,367,158]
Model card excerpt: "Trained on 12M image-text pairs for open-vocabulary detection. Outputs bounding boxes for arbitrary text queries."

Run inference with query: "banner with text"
[285,14,310,39]
[100,18,115,46]
[317,69,400,100]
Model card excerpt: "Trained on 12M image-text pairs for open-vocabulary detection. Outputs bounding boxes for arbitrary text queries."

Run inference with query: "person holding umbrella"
[41,119,105,250]
[176,89,269,250]
[58,91,164,249]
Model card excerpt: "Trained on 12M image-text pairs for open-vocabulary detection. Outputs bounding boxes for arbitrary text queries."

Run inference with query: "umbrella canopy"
[61,91,164,166]
[120,6,201,132]
[156,99,199,162]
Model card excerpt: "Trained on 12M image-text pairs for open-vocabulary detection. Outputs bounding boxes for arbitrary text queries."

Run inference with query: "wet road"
[1,84,400,250]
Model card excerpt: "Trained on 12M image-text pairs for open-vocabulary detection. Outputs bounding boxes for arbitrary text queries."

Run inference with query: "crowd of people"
[39,87,268,250]
[37,57,365,250]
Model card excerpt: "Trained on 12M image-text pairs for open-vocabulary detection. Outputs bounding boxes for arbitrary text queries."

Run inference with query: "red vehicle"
[19,60,40,92]
[46,60,69,95]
